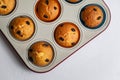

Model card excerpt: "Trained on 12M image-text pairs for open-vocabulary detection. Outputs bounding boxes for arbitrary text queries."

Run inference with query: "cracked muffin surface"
[35,0,61,22]
[28,41,54,67]
[9,16,35,41]
[0,0,16,15]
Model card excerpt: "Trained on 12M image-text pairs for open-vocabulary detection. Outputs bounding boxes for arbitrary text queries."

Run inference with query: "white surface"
[0,0,120,80]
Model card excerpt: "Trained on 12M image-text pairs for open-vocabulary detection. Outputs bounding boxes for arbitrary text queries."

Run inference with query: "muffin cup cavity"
[9,15,36,42]
[80,4,106,29]
[34,0,62,22]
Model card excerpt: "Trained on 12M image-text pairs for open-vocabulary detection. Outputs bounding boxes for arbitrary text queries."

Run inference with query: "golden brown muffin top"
[28,41,54,67]
[9,16,35,41]
[81,5,104,28]
[54,22,80,48]
[0,0,16,15]
[35,0,61,22]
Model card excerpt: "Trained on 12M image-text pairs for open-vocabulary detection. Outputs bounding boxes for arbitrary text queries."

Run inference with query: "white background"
[0,0,120,80]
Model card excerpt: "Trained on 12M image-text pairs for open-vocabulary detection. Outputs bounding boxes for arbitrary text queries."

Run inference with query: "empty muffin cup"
[0,0,16,15]
[9,16,35,41]
[35,0,61,22]
[54,22,80,48]
[28,41,54,67]
[80,4,106,29]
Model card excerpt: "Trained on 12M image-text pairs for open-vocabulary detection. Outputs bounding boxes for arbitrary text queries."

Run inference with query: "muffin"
[28,41,54,67]
[9,16,35,41]
[35,0,61,22]
[0,0,16,15]
[80,5,104,29]
[54,22,80,48]
[66,0,82,4]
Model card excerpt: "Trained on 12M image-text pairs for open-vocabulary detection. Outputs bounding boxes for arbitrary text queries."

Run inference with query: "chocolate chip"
[59,37,64,41]
[93,8,97,11]
[28,57,33,62]
[71,28,76,32]
[16,30,21,35]
[71,42,76,46]
[43,14,48,18]
[45,0,49,5]
[45,59,49,62]
[26,21,30,25]
[29,48,33,52]
[42,43,49,47]
[54,6,57,10]
[1,5,7,9]
[97,16,101,20]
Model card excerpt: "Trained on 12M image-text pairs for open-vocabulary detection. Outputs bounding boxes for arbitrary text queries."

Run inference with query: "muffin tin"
[0,0,111,73]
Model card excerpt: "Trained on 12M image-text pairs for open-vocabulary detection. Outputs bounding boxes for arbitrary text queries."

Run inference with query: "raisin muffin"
[28,41,54,67]
[80,5,104,29]
[0,0,16,15]
[9,16,35,41]
[54,22,80,48]
[35,0,61,22]
[66,0,82,3]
